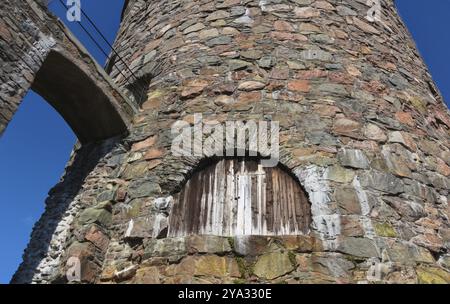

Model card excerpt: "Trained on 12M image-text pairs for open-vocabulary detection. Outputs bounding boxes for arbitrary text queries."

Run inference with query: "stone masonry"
[0,0,136,143]
[5,0,450,284]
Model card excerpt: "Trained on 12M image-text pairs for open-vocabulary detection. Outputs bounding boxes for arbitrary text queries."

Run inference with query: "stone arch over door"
[168,157,312,237]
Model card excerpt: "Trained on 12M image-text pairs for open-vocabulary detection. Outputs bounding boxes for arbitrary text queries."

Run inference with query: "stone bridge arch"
[31,48,131,143]
[1,0,138,284]
[0,0,137,144]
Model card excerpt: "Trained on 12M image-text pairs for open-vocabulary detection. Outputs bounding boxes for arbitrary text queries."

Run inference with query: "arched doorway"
[168,158,312,237]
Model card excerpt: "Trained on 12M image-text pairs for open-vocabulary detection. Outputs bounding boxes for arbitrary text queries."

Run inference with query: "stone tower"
[6,0,450,283]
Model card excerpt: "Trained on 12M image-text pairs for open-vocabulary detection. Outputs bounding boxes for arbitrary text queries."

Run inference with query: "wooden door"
[168,159,311,236]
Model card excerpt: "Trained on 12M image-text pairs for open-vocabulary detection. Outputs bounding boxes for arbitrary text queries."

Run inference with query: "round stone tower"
[13,0,450,284]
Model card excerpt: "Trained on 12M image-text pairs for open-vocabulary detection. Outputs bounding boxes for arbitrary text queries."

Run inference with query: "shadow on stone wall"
[10,138,118,284]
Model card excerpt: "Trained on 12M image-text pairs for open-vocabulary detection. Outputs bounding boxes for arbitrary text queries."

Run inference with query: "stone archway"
[31,50,129,143]
[0,0,137,144]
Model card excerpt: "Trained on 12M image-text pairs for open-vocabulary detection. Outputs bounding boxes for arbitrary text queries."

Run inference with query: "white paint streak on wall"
[23,21,56,70]
[353,177,375,239]
[295,165,341,250]
[125,219,134,238]
[151,214,167,238]
[259,0,268,12]
[233,9,254,25]
[32,194,83,283]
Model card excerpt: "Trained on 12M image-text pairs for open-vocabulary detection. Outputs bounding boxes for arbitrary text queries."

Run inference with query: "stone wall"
[1,1,136,283]
[0,0,136,143]
[98,0,450,284]
[11,137,122,283]
[8,0,450,283]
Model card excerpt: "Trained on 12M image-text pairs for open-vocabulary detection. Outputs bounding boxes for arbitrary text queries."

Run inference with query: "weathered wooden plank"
[265,167,274,234]
[291,176,298,234]
[216,160,226,236]
[261,170,267,235]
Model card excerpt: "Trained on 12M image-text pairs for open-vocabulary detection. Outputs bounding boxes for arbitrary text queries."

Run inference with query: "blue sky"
[0,0,449,283]
[0,0,124,283]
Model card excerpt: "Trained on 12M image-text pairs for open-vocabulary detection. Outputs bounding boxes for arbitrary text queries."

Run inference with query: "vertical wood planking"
[168,159,311,237]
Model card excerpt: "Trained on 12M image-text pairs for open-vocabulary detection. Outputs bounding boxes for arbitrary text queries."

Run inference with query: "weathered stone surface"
[377,240,435,265]
[294,7,320,19]
[360,171,405,194]
[233,236,270,256]
[337,237,379,258]
[240,50,263,60]
[338,149,370,169]
[9,0,450,285]
[84,225,109,252]
[253,252,295,280]
[186,235,231,254]
[166,255,240,278]
[65,242,99,283]
[276,235,323,253]
[128,178,161,198]
[325,165,356,183]
[66,242,95,260]
[114,265,138,281]
[181,79,209,98]
[144,238,186,259]
[287,80,311,92]
[124,214,168,239]
[382,149,413,178]
[383,197,425,222]
[121,162,150,180]
[411,233,444,253]
[439,255,450,270]
[228,59,252,70]
[374,222,397,238]
[416,266,450,284]
[333,118,362,138]
[206,10,230,22]
[335,187,362,215]
[238,81,266,91]
[133,267,161,284]
[340,216,365,237]
[316,84,348,96]
[295,253,355,284]
[194,255,240,278]
[388,131,417,151]
[77,202,112,228]
[183,23,205,34]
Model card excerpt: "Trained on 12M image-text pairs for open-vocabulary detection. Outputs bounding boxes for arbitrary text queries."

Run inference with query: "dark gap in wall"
[126,74,152,107]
